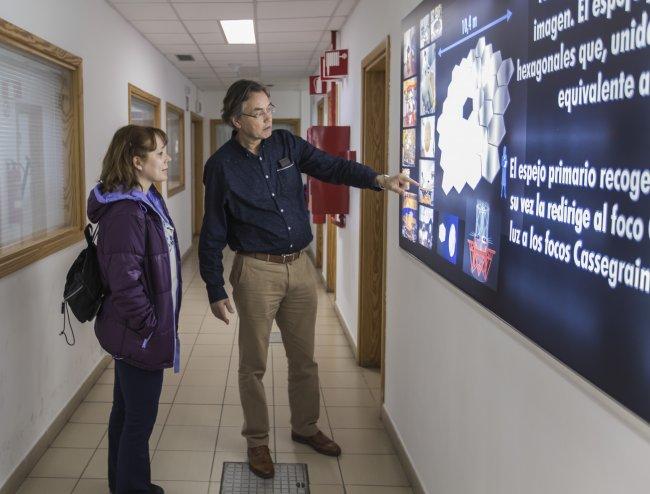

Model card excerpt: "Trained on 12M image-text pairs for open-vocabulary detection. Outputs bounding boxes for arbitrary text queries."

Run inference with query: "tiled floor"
[18,249,412,494]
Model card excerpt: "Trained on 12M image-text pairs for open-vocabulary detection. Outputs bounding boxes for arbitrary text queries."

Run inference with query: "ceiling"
[106,0,359,91]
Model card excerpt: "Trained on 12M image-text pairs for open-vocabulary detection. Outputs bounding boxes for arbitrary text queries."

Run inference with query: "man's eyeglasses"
[241,104,276,119]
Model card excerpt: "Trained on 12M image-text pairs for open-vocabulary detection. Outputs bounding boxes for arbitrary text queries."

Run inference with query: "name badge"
[277,157,294,172]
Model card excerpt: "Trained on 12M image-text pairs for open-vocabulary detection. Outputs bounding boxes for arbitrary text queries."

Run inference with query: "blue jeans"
[108,360,163,493]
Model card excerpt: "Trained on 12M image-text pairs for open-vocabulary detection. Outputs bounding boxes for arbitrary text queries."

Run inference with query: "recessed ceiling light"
[220,19,256,44]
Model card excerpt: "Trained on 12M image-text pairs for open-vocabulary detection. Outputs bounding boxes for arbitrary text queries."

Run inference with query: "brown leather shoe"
[248,445,275,479]
[291,430,342,457]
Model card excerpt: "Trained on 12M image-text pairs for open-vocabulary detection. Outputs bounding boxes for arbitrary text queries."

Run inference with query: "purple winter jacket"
[87,184,182,371]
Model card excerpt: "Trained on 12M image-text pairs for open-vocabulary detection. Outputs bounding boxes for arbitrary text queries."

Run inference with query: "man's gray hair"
[221,80,270,128]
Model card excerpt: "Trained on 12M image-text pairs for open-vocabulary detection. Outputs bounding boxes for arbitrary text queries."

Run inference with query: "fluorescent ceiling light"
[220,20,256,44]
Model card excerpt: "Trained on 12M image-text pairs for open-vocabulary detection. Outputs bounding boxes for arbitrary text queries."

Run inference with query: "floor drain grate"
[220,462,310,493]
[269,332,283,344]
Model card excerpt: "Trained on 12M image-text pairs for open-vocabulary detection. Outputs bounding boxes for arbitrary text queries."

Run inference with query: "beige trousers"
[230,253,319,448]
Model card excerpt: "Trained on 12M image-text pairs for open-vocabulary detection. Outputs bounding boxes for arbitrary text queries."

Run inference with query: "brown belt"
[239,251,301,264]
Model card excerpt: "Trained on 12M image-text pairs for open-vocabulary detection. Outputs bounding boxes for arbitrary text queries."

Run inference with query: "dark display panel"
[399,0,650,422]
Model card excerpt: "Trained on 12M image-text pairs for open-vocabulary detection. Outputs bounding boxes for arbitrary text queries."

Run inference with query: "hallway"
[17,250,412,494]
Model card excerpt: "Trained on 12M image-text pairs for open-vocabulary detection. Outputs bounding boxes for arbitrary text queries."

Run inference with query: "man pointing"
[199,80,416,479]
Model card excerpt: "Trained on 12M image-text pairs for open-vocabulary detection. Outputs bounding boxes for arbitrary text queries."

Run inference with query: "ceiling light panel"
[220,20,256,44]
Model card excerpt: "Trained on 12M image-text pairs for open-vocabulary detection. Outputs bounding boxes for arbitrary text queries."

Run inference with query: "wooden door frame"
[317,99,325,126]
[190,112,204,237]
[325,83,338,294]
[315,224,323,268]
[315,98,325,269]
[358,37,390,398]
[326,216,337,292]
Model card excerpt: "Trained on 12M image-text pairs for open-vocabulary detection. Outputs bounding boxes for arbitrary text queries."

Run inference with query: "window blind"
[0,42,72,251]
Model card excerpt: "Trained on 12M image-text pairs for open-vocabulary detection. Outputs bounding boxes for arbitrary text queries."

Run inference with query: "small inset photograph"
[420,115,435,158]
[418,159,435,206]
[420,45,436,116]
[437,212,460,265]
[431,5,443,42]
[462,199,501,289]
[401,192,418,243]
[403,77,418,128]
[403,26,417,79]
[420,14,431,48]
[418,205,434,249]
[402,128,416,166]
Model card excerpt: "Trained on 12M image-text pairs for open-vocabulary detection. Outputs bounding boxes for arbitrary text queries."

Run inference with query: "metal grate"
[220,462,310,494]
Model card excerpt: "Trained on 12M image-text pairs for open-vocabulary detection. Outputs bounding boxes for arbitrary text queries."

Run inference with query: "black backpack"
[60,224,104,345]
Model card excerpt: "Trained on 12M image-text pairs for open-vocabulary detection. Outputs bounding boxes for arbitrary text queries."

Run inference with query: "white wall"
[0,0,203,487]
[332,0,650,493]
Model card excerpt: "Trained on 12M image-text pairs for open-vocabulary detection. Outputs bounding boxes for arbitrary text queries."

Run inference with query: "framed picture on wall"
[166,102,185,196]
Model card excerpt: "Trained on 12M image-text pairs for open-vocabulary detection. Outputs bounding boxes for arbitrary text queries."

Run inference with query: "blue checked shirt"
[199,129,380,303]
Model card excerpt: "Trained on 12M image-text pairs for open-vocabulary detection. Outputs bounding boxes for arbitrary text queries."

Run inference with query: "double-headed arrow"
[438,9,512,57]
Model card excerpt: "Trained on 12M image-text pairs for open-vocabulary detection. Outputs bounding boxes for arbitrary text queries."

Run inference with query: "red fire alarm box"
[307,126,351,219]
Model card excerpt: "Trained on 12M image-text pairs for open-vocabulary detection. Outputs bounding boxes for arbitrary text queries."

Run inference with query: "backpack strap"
[60,303,76,346]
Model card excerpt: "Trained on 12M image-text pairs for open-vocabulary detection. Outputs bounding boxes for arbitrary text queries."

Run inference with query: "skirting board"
[381,405,427,494]
[181,242,195,263]
[333,301,359,361]
[305,250,358,358]
[0,354,112,494]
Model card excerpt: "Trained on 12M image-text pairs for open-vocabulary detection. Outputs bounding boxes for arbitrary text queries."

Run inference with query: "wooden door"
[358,38,390,396]
[190,113,204,237]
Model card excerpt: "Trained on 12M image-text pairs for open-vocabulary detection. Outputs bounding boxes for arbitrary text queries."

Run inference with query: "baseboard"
[0,355,112,494]
[181,242,195,263]
[333,301,358,360]
[381,405,427,494]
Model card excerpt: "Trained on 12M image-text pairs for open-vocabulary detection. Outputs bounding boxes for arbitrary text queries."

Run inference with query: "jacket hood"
[87,183,153,223]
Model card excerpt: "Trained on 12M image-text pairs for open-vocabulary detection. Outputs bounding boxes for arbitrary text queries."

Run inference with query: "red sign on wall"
[320,49,348,79]
[309,75,332,95]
